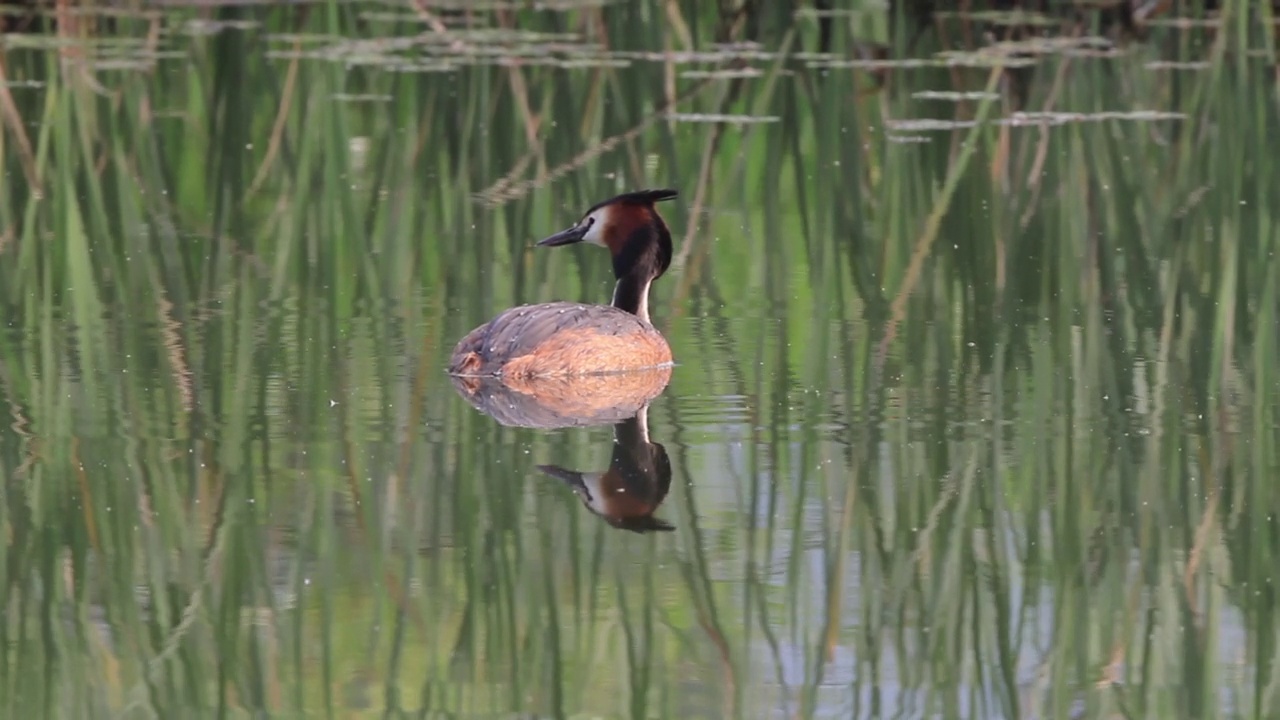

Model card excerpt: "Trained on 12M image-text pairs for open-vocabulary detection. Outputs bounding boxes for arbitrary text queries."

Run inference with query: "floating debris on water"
[809,57,927,70]
[791,51,842,62]
[253,24,655,72]
[90,58,162,71]
[356,10,493,26]
[183,19,261,36]
[416,28,582,44]
[809,55,1040,70]
[888,118,980,132]
[384,62,458,73]
[420,42,594,57]
[1145,60,1212,71]
[887,135,933,144]
[322,36,422,57]
[539,58,631,69]
[887,110,1188,133]
[97,46,184,60]
[912,90,1003,101]
[1147,17,1224,29]
[933,52,1048,68]
[357,11,432,23]
[0,35,128,50]
[793,6,875,19]
[680,67,772,79]
[331,93,394,103]
[935,9,1062,28]
[263,33,342,45]
[1002,110,1188,126]
[613,49,780,63]
[26,4,159,20]
[668,113,780,124]
[980,35,1116,55]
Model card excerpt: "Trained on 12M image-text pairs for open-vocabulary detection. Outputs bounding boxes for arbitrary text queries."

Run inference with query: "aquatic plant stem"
[875,64,1004,376]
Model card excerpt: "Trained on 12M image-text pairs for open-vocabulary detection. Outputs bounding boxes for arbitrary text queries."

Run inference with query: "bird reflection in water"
[537,405,673,533]
[449,370,676,532]
[448,366,671,429]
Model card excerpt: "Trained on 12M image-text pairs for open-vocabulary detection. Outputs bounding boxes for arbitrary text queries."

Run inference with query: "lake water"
[0,1,1277,718]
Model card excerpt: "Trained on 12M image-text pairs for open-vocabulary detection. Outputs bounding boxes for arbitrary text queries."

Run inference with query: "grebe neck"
[611,274,653,325]
[616,406,650,447]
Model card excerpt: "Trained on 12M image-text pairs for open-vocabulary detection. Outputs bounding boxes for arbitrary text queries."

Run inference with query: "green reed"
[0,0,1277,718]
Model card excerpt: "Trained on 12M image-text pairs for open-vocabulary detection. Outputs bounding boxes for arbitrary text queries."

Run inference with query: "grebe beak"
[535,224,587,247]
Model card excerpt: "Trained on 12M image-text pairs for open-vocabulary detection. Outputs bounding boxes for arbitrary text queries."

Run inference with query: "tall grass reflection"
[0,0,1277,718]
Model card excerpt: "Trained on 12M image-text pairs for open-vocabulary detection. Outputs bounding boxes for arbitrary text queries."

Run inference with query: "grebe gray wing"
[450,301,656,376]
[475,301,650,357]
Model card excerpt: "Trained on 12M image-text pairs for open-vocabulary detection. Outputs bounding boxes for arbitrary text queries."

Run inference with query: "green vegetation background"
[0,1,1277,718]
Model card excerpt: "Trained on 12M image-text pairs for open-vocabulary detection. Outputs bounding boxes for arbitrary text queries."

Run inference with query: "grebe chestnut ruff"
[448,189,678,378]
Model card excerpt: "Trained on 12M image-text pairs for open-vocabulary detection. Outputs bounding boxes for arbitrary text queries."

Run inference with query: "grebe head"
[535,188,677,283]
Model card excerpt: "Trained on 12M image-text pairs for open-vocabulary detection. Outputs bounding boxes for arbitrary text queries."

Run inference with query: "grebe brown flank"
[448,189,678,378]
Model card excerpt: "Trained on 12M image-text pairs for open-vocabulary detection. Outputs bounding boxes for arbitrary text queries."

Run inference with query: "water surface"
[0,1,1277,719]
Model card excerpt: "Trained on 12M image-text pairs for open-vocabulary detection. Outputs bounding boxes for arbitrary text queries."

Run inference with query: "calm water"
[1,2,1277,719]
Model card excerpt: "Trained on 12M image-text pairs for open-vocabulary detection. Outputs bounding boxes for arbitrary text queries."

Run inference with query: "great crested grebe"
[448,188,678,378]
